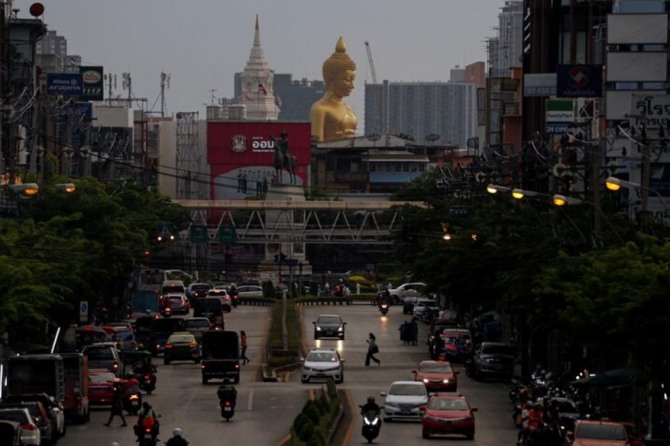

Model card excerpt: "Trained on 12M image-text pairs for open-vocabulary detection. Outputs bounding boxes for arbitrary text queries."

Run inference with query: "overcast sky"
[35,0,505,127]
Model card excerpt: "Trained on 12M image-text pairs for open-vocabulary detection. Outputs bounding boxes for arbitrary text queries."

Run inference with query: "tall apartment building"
[364,63,483,147]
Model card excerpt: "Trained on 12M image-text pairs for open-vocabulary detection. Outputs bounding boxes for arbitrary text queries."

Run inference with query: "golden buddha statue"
[310,37,358,142]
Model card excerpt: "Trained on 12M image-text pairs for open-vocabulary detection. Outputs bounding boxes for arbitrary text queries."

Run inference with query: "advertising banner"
[556,64,603,98]
[46,73,83,96]
[79,66,104,101]
[207,121,311,200]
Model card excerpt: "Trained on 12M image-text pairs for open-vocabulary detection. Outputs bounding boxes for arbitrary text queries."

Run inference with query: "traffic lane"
[63,306,309,446]
[299,304,518,445]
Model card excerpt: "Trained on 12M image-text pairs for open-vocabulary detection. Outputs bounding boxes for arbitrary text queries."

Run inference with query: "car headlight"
[316,327,322,331]
[442,379,451,383]
[338,326,343,332]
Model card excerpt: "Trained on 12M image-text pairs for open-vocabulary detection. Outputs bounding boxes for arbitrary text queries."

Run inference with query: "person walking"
[104,382,127,427]
[240,330,250,364]
[365,333,381,366]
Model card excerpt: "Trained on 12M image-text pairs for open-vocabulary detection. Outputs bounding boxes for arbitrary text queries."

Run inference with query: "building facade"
[364,63,484,148]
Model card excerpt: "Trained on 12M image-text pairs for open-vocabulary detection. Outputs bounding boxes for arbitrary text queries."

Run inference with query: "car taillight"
[21,423,38,431]
[165,343,173,349]
[235,363,240,370]
[189,343,197,348]
[200,364,205,369]
[112,362,118,370]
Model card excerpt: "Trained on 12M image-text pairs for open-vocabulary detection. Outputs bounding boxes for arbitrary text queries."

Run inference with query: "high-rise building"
[364,63,483,147]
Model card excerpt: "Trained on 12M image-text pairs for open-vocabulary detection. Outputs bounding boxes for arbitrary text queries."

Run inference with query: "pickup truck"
[200,330,240,384]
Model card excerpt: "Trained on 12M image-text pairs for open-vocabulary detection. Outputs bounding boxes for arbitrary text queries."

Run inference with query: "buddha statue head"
[311,36,358,142]
[322,36,356,93]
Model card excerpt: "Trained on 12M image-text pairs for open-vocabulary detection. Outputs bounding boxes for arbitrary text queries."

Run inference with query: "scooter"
[359,406,382,443]
[123,390,142,415]
[217,384,237,421]
[379,302,389,316]
[138,370,157,395]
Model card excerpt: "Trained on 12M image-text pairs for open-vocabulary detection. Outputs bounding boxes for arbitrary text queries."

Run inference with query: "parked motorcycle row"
[508,368,605,446]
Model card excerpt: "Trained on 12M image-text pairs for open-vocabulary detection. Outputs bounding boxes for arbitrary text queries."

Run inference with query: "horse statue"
[272,133,297,184]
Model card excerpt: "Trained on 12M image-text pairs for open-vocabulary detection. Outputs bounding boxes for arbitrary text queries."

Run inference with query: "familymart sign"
[546,99,574,134]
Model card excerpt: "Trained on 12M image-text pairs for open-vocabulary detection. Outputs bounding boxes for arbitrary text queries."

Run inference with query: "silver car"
[381,381,429,422]
[300,348,344,384]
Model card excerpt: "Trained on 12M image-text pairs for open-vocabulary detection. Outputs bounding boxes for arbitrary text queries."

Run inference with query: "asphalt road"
[60,302,518,445]
[299,304,519,445]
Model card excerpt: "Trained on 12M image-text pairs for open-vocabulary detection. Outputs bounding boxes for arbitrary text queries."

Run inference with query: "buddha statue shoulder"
[310,37,358,142]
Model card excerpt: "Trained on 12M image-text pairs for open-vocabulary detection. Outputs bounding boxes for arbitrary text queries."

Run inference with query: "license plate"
[224,407,232,412]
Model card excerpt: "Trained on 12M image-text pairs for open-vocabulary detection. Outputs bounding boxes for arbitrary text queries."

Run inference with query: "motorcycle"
[217,384,237,421]
[123,390,142,415]
[138,370,157,395]
[379,302,389,316]
[230,290,239,308]
[359,406,382,443]
[134,415,160,446]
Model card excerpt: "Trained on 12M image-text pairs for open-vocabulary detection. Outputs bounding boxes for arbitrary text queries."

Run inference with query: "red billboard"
[207,121,311,200]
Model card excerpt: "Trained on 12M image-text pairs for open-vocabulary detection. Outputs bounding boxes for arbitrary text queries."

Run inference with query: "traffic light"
[273,253,287,263]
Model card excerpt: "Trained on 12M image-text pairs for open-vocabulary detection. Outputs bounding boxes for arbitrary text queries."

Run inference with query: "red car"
[88,370,117,405]
[413,360,459,392]
[421,394,477,440]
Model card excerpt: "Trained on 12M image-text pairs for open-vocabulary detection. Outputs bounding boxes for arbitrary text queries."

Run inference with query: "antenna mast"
[122,72,132,107]
[160,72,171,117]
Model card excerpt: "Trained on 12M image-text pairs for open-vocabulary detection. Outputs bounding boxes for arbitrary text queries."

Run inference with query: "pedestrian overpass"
[171,199,428,245]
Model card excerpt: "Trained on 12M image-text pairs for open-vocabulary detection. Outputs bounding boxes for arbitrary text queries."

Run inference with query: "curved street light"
[605,175,670,214]
[9,183,39,196]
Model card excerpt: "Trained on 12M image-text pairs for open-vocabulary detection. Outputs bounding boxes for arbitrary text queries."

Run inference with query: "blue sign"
[46,73,84,96]
[556,64,603,98]
[546,122,571,134]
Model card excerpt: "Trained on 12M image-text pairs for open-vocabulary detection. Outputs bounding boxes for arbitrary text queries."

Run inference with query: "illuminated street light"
[552,194,582,207]
[605,176,624,192]
[486,184,509,194]
[55,183,76,193]
[9,183,39,196]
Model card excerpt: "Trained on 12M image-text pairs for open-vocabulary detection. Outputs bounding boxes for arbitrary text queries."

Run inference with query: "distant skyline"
[35,0,506,133]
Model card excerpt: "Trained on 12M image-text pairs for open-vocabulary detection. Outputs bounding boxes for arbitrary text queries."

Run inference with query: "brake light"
[144,374,151,380]
[112,362,119,370]
[165,344,173,349]
[21,423,38,431]
[224,400,231,407]
[235,363,240,370]
[188,343,197,348]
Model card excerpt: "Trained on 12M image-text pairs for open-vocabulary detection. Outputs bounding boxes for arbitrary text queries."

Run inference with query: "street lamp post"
[605,176,670,227]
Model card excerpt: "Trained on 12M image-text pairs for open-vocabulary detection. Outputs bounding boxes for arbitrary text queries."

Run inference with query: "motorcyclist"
[217,383,238,408]
[133,357,157,389]
[135,402,159,443]
[360,395,381,415]
[123,373,140,394]
[378,289,391,313]
[166,427,189,446]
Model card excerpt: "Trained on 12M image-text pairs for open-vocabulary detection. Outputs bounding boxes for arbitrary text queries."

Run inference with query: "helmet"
[142,402,151,410]
[173,428,182,437]
[367,396,375,403]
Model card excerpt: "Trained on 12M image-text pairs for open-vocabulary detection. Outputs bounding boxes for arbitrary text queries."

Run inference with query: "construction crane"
[365,41,378,84]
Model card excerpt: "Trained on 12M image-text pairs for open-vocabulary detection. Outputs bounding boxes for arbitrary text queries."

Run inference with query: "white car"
[0,407,41,445]
[236,285,264,298]
[381,380,429,421]
[300,348,344,384]
[388,282,426,305]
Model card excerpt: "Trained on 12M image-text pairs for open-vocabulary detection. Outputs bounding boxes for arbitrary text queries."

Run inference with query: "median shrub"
[289,381,342,446]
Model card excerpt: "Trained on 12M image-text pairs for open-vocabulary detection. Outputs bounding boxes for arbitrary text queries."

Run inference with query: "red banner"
[207,121,311,200]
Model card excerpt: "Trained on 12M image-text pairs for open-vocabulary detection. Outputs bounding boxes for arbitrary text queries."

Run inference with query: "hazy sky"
[35,0,505,128]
